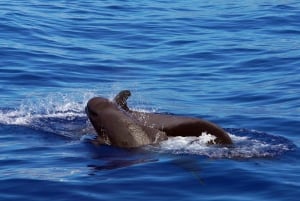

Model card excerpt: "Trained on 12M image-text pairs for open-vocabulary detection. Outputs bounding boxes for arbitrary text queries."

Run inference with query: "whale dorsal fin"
[113,90,131,111]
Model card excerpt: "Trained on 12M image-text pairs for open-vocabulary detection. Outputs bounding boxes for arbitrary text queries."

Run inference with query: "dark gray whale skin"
[85,90,233,148]
[85,97,167,148]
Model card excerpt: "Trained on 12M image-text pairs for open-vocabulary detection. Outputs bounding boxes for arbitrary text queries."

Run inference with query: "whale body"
[85,90,233,148]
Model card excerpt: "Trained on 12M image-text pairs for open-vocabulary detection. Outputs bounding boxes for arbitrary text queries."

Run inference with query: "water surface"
[0,1,299,200]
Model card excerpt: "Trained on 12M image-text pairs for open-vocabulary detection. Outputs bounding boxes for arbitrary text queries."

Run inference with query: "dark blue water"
[1,1,300,200]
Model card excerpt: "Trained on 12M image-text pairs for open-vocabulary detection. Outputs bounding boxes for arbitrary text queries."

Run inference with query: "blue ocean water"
[1,0,300,200]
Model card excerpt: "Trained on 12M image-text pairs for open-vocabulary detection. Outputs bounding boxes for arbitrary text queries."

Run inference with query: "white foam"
[157,132,217,153]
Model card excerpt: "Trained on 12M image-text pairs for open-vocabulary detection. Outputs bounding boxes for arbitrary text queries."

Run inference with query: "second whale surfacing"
[85,90,233,148]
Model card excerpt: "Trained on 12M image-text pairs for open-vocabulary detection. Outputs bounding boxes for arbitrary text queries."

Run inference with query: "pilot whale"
[85,90,233,148]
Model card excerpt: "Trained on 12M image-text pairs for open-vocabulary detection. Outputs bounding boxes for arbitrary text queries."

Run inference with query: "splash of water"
[0,91,96,125]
